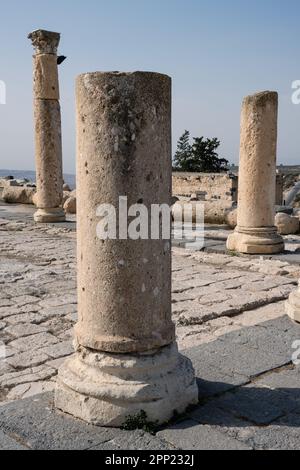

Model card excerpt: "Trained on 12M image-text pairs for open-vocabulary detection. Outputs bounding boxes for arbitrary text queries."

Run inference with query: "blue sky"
[0,0,299,173]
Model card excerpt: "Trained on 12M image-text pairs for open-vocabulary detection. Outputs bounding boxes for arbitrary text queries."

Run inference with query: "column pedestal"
[56,344,197,427]
[227,226,284,254]
[34,208,66,223]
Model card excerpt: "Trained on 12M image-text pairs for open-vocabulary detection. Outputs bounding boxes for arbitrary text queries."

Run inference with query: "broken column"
[227,91,284,254]
[286,283,300,323]
[55,71,198,427]
[28,30,65,222]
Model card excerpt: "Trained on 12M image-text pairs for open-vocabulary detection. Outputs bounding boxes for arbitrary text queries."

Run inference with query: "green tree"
[191,137,229,173]
[173,132,229,173]
[173,130,192,171]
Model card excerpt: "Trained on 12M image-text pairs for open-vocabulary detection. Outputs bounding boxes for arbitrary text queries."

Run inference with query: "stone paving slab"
[0,316,300,450]
[0,430,28,450]
[0,393,174,451]
[185,316,300,392]
[159,317,300,450]
[158,420,252,450]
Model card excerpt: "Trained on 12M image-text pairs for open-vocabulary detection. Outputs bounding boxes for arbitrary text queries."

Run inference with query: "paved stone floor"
[1,202,300,450]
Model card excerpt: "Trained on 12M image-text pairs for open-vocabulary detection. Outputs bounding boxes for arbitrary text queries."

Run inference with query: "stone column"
[227,91,284,254]
[28,30,65,222]
[55,72,198,427]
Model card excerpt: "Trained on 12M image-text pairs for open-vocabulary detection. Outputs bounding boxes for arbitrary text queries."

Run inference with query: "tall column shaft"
[55,72,198,427]
[28,30,65,223]
[75,72,174,353]
[227,91,284,254]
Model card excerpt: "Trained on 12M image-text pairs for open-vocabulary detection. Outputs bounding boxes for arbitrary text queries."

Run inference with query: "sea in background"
[0,170,76,189]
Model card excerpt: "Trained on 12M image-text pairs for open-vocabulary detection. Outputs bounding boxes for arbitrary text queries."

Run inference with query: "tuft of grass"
[122,410,159,434]
[227,250,240,257]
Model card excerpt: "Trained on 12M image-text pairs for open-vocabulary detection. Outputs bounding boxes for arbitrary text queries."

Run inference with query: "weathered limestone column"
[227,91,284,254]
[28,30,65,222]
[55,72,198,427]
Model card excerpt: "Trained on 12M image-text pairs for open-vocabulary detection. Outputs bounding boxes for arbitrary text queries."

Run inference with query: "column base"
[226,226,284,254]
[34,208,66,223]
[285,285,300,323]
[55,343,198,428]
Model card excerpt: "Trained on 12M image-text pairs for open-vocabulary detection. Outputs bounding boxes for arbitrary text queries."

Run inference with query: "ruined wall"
[172,172,283,206]
[172,172,238,204]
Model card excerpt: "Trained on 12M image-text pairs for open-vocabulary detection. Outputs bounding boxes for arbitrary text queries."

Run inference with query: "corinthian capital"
[28,29,60,55]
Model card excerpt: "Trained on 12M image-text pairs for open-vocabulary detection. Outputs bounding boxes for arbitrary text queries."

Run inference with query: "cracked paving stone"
[90,430,176,451]
[157,419,252,450]
[0,365,56,388]
[7,381,56,401]
[38,295,77,309]
[4,323,48,338]
[0,393,128,450]
[211,384,299,425]
[38,340,73,360]
[8,332,59,353]
[0,430,29,450]
[7,350,50,369]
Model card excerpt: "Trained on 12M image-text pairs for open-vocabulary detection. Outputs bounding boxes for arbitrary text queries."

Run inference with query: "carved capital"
[28,29,60,55]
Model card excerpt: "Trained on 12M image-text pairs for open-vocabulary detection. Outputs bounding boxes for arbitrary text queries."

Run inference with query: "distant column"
[55,71,198,427]
[227,91,284,254]
[28,29,65,222]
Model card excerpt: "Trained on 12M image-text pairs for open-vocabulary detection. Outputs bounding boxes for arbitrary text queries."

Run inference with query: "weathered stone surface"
[56,343,197,427]
[173,172,238,203]
[33,100,65,221]
[91,429,175,450]
[7,350,50,369]
[63,196,76,214]
[0,365,56,388]
[0,430,28,450]
[247,414,300,450]
[7,381,55,401]
[28,29,65,223]
[56,71,198,427]
[33,54,59,100]
[227,91,284,254]
[73,72,174,353]
[2,187,35,205]
[275,212,300,235]
[9,332,59,353]
[286,280,300,323]
[0,393,118,450]
[225,208,237,228]
[28,30,60,55]
[158,420,251,450]
[212,385,298,425]
[173,200,234,224]
[2,201,300,437]
[5,323,47,338]
[0,315,300,449]
[0,360,13,375]
[39,340,73,359]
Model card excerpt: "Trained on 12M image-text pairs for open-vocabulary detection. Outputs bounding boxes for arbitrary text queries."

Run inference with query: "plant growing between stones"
[227,250,240,257]
[122,410,159,434]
